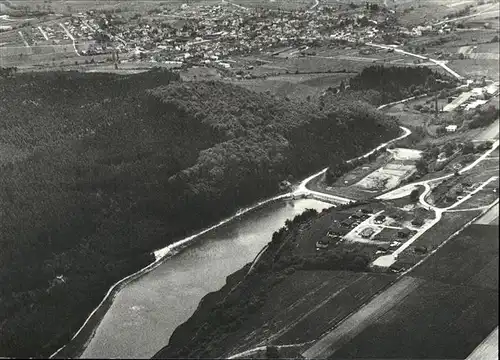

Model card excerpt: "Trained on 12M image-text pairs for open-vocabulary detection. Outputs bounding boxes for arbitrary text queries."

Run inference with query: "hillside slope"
[0,69,399,357]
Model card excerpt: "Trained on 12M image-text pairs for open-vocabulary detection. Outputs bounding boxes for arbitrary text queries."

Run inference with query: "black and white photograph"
[0,0,498,358]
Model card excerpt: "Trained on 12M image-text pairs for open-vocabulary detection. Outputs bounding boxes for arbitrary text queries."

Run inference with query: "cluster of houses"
[317,205,427,252]
[42,2,415,68]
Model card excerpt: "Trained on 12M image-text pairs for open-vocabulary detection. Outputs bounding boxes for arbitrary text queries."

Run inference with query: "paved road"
[295,126,412,204]
[365,42,463,79]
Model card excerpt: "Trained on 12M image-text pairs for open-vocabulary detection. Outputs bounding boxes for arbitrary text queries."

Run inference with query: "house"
[445,124,457,133]
[374,215,386,224]
[398,228,411,238]
[360,227,375,238]
[377,244,391,252]
[341,218,357,227]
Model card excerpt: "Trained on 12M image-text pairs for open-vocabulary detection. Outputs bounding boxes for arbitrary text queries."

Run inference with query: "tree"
[339,80,346,92]
[462,141,474,154]
[443,142,455,157]
[410,188,420,202]
[415,159,428,174]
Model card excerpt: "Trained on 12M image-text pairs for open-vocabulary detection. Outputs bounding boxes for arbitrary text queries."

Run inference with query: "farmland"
[331,278,498,359]
[225,270,397,356]
[411,224,499,289]
[331,224,499,360]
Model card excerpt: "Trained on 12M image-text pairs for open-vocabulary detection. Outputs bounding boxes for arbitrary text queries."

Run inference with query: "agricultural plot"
[411,224,498,288]
[449,59,500,81]
[332,277,498,360]
[226,270,394,356]
[332,223,499,359]
[275,273,396,345]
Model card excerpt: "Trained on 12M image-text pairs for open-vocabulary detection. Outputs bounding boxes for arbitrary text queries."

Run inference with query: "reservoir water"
[81,198,332,359]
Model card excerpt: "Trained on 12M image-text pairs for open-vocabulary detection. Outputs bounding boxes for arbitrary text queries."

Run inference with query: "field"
[331,224,499,359]
[332,278,498,359]
[227,72,354,101]
[412,224,499,289]
[307,174,378,201]
[452,188,498,209]
[334,153,391,187]
[225,270,397,357]
[356,162,416,191]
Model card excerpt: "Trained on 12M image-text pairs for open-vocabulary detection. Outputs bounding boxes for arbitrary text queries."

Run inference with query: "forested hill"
[0,69,399,358]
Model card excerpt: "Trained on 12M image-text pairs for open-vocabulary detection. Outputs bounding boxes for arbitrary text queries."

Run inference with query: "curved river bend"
[81,198,332,359]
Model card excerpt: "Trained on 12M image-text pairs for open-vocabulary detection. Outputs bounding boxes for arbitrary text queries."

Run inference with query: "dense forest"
[323,65,458,106]
[0,68,399,357]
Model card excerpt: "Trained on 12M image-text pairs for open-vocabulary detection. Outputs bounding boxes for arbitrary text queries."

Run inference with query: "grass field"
[334,154,391,187]
[449,59,500,81]
[229,72,354,101]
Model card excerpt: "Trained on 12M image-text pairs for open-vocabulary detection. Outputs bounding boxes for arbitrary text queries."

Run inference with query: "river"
[80,198,332,359]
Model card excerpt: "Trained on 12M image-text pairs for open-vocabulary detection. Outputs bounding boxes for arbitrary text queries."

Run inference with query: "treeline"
[0,70,397,357]
[155,207,370,359]
[325,145,389,185]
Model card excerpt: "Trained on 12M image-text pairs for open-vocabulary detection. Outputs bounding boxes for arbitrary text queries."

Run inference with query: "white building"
[446,124,458,133]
